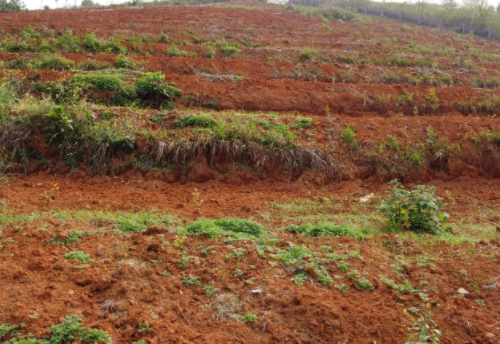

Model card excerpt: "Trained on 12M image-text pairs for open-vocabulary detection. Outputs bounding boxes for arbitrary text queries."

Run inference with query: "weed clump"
[379,179,449,234]
[64,251,92,262]
[174,114,216,129]
[34,54,75,71]
[0,314,111,343]
[271,243,315,265]
[283,222,366,240]
[185,218,264,238]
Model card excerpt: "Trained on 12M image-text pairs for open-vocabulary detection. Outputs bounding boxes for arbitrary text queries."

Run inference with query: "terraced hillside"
[0,2,500,344]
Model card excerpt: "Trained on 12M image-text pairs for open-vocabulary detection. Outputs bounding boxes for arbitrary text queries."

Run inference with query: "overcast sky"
[21,0,500,11]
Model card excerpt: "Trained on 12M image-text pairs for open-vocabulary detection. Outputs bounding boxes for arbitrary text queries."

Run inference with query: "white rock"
[359,193,374,203]
[457,288,471,298]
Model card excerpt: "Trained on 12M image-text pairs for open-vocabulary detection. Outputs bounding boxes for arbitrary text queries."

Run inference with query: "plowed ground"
[1,2,500,344]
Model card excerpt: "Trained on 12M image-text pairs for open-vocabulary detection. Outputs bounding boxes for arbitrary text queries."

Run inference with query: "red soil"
[1,3,500,344]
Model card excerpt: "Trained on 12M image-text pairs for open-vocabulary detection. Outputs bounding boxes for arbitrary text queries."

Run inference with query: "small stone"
[332,320,341,330]
[485,333,496,343]
[251,289,262,294]
[457,288,471,298]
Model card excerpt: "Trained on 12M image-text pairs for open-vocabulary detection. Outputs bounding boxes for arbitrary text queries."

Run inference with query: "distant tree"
[44,4,49,8]
[497,2,500,12]
[442,0,458,11]
[415,0,427,16]
[0,0,25,12]
[81,0,96,6]
[462,0,494,25]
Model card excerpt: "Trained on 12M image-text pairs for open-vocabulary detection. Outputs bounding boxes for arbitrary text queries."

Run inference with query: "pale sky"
[20,0,500,11]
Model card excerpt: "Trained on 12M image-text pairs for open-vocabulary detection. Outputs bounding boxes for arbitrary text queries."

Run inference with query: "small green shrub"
[138,323,153,333]
[5,56,31,70]
[295,117,312,129]
[299,48,316,61]
[204,284,220,297]
[34,54,75,71]
[81,33,101,52]
[167,45,189,57]
[355,278,374,290]
[185,218,264,238]
[101,38,127,54]
[173,114,216,129]
[271,244,315,266]
[291,272,308,285]
[101,110,117,120]
[76,59,111,71]
[283,222,365,240]
[64,251,92,262]
[36,39,56,53]
[379,179,449,234]
[220,45,239,56]
[135,72,181,105]
[114,55,136,69]
[337,261,350,272]
[50,231,89,244]
[243,313,257,323]
[182,276,201,286]
[69,74,125,91]
[342,125,356,143]
[205,48,216,58]
[20,25,41,39]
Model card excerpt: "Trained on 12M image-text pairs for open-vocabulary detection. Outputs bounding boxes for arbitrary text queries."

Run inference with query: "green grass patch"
[185,218,264,238]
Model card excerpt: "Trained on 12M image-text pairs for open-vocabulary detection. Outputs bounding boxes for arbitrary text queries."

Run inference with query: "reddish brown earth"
[0,174,500,344]
[1,2,500,344]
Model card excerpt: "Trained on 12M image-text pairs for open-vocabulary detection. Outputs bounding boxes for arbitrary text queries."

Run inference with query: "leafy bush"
[69,73,137,106]
[101,110,117,120]
[55,30,80,53]
[295,117,312,129]
[76,59,111,71]
[81,33,101,52]
[34,54,75,71]
[342,125,356,143]
[114,55,136,69]
[283,222,365,240]
[50,231,89,244]
[5,56,30,70]
[166,45,189,57]
[204,284,220,297]
[243,313,257,323]
[1,314,112,343]
[20,26,40,38]
[220,45,239,56]
[271,244,315,265]
[64,251,92,262]
[101,38,127,54]
[205,48,216,58]
[135,72,181,106]
[185,218,264,238]
[174,114,216,129]
[182,276,201,286]
[70,74,125,91]
[379,180,449,234]
[355,278,374,291]
[0,39,36,53]
[36,39,56,53]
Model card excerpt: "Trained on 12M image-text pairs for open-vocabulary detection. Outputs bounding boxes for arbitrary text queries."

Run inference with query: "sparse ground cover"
[1,1,500,344]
